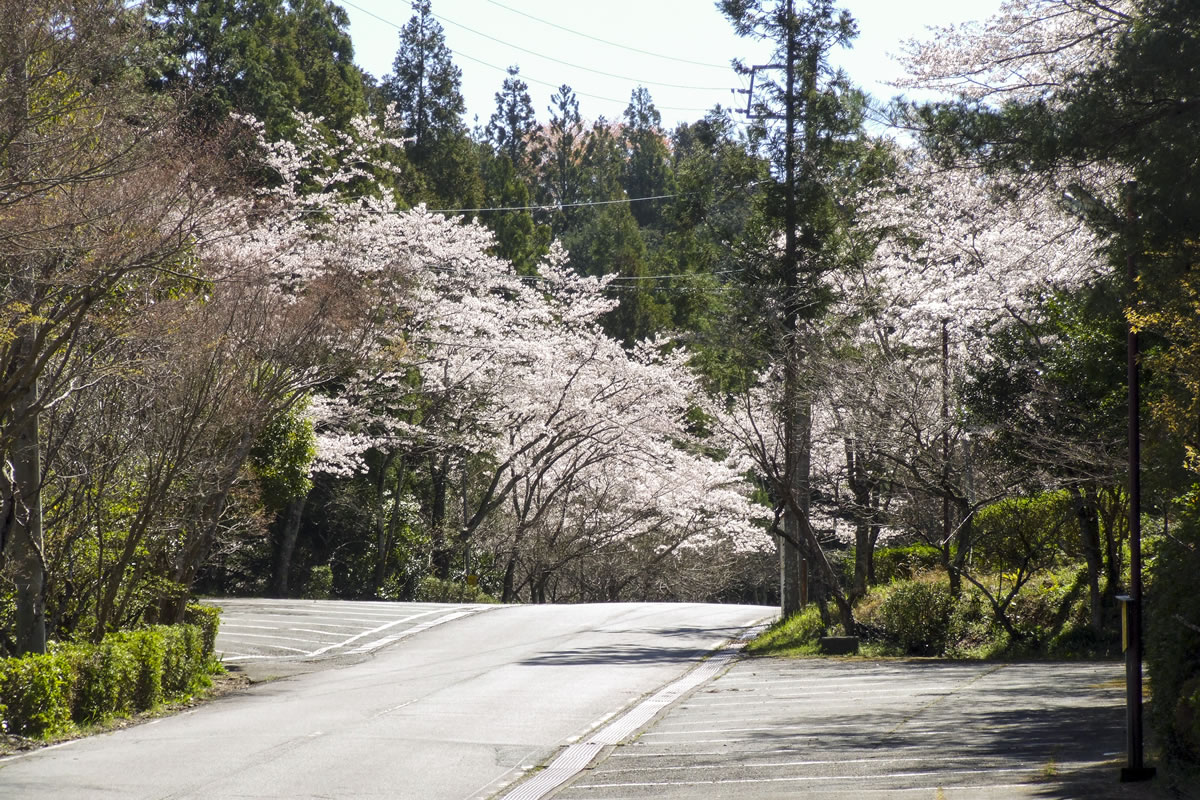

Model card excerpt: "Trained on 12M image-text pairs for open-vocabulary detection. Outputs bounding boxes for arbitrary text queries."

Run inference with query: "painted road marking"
[346,610,475,654]
[219,605,487,662]
[497,619,772,800]
[573,767,1036,789]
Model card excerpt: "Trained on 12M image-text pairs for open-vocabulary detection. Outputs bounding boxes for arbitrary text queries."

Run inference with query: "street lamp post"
[1121,180,1155,783]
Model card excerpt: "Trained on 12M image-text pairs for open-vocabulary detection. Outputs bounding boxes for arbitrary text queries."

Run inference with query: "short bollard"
[818,636,859,655]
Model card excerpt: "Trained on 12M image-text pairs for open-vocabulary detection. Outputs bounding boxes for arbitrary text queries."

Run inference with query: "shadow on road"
[518,624,750,666]
[1028,759,1184,800]
[519,642,714,666]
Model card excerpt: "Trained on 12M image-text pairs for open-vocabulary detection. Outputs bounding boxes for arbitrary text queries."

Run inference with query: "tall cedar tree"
[150,0,367,139]
[721,0,866,626]
[621,87,676,230]
[486,66,541,177]
[534,84,586,235]
[381,0,482,210]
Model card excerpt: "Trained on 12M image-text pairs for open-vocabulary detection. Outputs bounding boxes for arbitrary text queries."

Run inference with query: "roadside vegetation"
[0,606,223,750]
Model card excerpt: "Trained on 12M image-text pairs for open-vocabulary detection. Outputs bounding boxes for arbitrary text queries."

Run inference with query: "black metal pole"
[1121,180,1154,783]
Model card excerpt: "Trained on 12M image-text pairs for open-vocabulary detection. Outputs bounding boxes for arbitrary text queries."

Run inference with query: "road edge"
[487,615,775,800]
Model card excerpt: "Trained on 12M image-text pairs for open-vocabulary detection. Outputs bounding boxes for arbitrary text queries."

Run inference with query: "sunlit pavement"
[208,597,492,669]
[552,659,1166,800]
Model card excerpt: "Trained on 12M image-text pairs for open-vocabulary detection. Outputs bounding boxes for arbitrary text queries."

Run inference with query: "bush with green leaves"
[0,652,73,737]
[747,605,824,656]
[0,611,221,739]
[876,578,955,655]
[67,638,140,723]
[871,543,944,584]
[414,576,499,604]
[303,564,334,599]
[184,603,222,659]
[1146,508,1200,766]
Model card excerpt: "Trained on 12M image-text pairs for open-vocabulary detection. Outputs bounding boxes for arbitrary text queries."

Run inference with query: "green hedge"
[184,604,222,660]
[414,576,499,604]
[0,604,220,738]
[872,544,945,584]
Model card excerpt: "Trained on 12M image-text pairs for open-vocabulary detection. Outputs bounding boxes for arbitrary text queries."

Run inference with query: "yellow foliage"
[1131,269,1200,476]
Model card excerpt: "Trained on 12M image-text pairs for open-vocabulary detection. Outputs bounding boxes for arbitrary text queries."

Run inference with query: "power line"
[607,269,744,282]
[431,176,768,215]
[482,0,733,71]
[429,192,680,215]
[450,48,696,110]
[419,5,731,92]
[339,0,728,114]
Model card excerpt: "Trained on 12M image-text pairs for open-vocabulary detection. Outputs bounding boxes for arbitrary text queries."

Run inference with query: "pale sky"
[338,0,1003,131]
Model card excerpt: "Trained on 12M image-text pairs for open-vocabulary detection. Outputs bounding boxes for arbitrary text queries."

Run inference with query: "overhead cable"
[423,4,732,90]
[339,0,727,113]
[483,0,733,70]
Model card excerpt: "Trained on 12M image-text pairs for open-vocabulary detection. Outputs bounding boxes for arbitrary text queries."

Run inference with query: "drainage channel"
[496,622,770,800]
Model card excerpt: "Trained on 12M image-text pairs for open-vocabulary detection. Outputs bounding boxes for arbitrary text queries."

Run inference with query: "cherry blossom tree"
[306,206,770,597]
[707,141,1107,608]
[896,0,1133,104]
[27,107,431,633]
[827,151,1104,594]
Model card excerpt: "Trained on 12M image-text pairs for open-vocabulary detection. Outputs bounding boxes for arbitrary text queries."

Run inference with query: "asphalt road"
[211,597,491,668]
[0,601,774,799]
[551,658,1167,800]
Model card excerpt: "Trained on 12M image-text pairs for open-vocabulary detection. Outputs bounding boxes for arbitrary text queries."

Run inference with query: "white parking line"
[597,755,1024,772]
[305,608,448,657]
[230,644,309,654]
[498,621,771,800]
[220,632,330,645]
[575,766,1034,789]
[641,720,901,736]
[219,606,486,662]
[221,624,286,631]
[573,783,1037,796]
[347,610,475,654]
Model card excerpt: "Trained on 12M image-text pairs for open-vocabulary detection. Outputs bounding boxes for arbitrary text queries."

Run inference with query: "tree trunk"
[779,526,802,615]
[370,455,402,597]
[1100,488,1123,596]
[429,453,450,579]
[271,495,306,597]
[951,496,973,597]
[846,444,873,602]
[6,381,46,655]
[1071,485,1104,631]
[2,26,45,654]
[501,552,517,603]
[867,521,882,586]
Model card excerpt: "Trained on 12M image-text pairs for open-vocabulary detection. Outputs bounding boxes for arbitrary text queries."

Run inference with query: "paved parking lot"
[553,658,1163,800]
[207,598,492,665]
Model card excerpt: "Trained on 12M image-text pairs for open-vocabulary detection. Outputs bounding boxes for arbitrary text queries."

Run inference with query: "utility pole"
[941,318,954,594]
[739,1,804,616]
[729,0,859,629]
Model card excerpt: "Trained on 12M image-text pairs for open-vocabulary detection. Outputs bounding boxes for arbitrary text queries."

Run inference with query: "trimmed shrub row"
[0,605,220,738]
[871,544,945,584]
[414,575,499,604]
